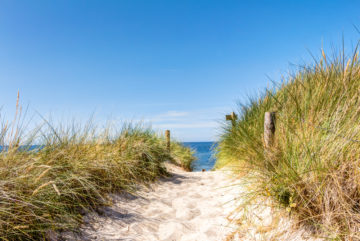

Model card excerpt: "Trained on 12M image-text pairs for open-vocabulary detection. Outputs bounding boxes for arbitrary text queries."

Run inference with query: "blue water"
[1,143,218,171]
[0,145,42,152]
[182,142,217,171]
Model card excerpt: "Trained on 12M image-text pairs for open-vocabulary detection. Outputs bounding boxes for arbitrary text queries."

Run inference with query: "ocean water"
[182,142,217,171]
[1,143,218,172]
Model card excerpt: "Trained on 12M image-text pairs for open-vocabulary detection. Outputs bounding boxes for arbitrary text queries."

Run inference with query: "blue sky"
[0,0,360,141]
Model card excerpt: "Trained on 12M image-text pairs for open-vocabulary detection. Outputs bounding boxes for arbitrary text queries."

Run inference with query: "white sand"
[62,164,321,241]
[62,164,241,241]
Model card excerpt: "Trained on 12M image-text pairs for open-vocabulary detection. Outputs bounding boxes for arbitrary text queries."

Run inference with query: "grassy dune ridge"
[216,47,360,238]
[0,106,196,240]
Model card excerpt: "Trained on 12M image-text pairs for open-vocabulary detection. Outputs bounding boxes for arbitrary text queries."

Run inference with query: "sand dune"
[62,164,240,241]
[61,164,321,241]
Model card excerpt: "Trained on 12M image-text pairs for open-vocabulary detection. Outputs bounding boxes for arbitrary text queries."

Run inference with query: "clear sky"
[0,0,359,141]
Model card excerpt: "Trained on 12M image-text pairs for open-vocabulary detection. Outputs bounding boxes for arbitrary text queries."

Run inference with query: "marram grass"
[0,111,195,240]
[217,47,360,239]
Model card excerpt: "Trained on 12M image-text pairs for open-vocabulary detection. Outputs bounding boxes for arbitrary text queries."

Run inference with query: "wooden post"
[226,112,238,126]
[165,130,170,152]
[264,112,276,148]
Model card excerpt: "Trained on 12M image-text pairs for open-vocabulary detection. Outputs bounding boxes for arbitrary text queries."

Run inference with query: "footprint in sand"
[186,202,197,209]
[189,193,203,199]
[158,222,184,240]
[175,208,201,220]
[69,169,241,241]
[156,212,173,220]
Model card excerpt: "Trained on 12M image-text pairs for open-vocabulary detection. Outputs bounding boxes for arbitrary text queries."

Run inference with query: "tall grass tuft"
[217,46,360,238]
[0,104,195,240]
[170,140,196,171]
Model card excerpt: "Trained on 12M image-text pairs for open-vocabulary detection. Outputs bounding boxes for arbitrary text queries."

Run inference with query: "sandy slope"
[63,165,241,241]
[62,164,321,241]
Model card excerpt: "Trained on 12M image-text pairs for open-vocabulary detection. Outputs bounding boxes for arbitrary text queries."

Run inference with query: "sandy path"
[64,166,240,241]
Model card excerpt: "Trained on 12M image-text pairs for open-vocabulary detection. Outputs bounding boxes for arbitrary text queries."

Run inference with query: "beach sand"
[61,164,320,241]
[62,163,241,241]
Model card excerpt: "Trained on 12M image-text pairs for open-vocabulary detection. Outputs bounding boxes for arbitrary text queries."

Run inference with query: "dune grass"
[216,46,360,239]
[0,103,195,240]
[170,140,196,171]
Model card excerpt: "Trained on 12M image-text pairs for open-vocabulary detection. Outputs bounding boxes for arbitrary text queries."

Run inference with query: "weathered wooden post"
[226,112,238,126]
[165,130,170,152]
[264,112,276,148]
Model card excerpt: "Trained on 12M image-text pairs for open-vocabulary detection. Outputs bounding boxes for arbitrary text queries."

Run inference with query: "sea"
[182,142,217,171]
[1,142,218,171]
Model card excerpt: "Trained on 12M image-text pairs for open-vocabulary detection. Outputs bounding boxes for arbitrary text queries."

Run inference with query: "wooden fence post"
[226,112,238,126]
[165,130,170,152]
[264,112,276,148]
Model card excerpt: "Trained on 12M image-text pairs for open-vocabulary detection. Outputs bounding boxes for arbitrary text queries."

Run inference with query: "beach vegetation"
[216,45,360,239]
[0,101,195,240]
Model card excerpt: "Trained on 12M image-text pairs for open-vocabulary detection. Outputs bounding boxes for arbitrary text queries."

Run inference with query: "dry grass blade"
[217,45,360,239]
[0,107,195,240]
